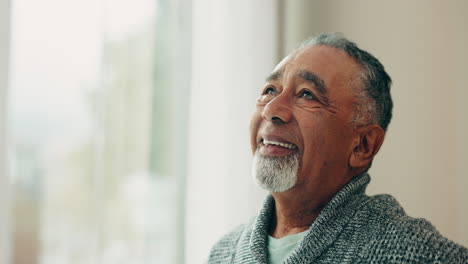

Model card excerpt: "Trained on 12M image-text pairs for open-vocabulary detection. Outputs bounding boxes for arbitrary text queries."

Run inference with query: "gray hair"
[299,33,393,132]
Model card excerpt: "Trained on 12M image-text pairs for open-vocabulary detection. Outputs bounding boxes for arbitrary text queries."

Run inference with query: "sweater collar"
[249,172,371,264]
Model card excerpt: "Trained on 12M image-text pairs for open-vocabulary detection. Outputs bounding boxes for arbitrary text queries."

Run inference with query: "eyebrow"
[298,71,327,96]
[264,69,330,105]
[265,70,327,93]
[265,70,282,82]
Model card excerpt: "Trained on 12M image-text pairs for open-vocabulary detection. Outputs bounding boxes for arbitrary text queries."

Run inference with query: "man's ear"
[349,125,385,169]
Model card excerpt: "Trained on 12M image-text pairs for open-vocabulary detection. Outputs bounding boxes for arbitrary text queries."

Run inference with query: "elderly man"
[208,33,468,264]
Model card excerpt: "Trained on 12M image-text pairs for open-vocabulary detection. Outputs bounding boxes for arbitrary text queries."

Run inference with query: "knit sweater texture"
[208,173,468,263]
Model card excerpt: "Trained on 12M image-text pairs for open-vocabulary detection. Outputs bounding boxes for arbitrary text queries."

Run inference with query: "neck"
[269,192,326,238]
[269,170,359,238]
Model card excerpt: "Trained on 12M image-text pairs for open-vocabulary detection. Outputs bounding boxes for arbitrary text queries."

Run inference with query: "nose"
[261,94,292,124]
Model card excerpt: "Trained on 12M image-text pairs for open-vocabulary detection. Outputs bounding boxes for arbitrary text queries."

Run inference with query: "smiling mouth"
[261,139,297,150]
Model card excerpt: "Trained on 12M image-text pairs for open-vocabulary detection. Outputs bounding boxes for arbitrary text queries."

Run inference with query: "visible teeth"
[263,139,296,150]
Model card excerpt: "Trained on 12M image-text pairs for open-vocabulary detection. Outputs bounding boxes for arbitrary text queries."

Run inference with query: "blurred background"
[0,0,467,263]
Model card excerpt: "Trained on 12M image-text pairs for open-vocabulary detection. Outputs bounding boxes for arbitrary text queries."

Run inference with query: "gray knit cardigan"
[208,173,468,263]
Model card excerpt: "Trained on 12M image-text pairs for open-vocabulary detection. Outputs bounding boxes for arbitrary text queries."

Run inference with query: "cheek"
[249,109,263,153]
[301,115,353,162]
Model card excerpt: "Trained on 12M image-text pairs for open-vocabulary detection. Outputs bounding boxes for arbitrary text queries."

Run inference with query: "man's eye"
[299,89,315,100]
[262,87,277,95]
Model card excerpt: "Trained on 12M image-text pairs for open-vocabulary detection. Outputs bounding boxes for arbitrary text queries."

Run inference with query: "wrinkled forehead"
[271,45,362,89]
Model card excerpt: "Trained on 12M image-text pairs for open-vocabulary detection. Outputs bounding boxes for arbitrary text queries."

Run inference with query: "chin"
[251,152,299,192]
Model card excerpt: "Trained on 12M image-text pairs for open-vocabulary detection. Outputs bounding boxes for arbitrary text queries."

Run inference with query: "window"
[8,0,190,263]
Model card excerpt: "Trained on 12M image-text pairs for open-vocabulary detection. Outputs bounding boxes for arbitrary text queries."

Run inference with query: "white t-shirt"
[267,231,308,264]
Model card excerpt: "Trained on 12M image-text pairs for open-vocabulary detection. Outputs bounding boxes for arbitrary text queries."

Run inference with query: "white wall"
[0,0,12,262]
[282,0,468,245]
[185,0,278,262]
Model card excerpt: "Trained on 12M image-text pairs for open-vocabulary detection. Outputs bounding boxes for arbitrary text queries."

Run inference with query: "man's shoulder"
[210,223,249,251]
[355,194,468,263]
[208,219,254,263]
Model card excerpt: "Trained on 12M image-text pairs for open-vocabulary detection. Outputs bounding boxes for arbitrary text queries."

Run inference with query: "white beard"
[252,151,299,192]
